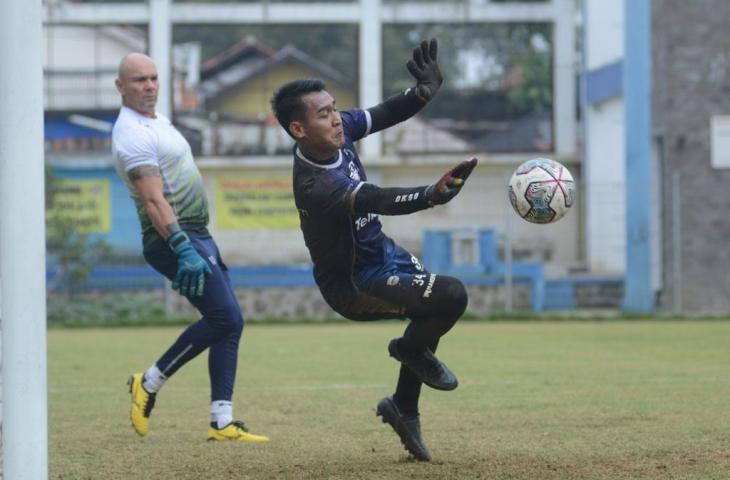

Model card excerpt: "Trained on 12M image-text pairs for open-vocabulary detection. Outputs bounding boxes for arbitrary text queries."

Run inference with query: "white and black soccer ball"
[508,158,576,224]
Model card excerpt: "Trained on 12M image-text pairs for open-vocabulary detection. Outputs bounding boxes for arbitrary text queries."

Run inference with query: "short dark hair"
[270,79,327,139]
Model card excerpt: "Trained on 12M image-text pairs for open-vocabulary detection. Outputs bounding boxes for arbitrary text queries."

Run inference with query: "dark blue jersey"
[293,109,410,310]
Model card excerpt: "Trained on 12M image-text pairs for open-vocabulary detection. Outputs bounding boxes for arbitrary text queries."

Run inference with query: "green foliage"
[507,49,552,115]
[46,292,351,327]
[70,1,554,121]
[46,215,114,297]
[173,19,552,111]
[382,23,553,120]
[173,24,358,82]
[46,293,176,326]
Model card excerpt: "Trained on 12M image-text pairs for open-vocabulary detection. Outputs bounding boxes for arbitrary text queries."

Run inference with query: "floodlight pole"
[553,0,576,157]
[0,1,49,479]
[150,0,172,119]
[359,0,382,159]
[622,0,654,312]
[149,0,177,315]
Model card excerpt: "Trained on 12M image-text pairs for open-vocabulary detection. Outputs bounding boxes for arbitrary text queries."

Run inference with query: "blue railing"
[47,264,316,292]
[47,229,624,311]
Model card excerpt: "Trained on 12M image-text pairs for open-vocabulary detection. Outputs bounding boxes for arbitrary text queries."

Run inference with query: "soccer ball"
[508,158,576,224]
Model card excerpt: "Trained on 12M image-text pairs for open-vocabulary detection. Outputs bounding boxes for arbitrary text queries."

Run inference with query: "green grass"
[49,321,730,479]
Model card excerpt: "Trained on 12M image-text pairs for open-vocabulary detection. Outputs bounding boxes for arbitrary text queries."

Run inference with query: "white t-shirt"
[112,106,209,239]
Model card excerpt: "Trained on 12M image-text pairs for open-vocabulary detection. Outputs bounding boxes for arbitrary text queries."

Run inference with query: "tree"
[507,49,552,115]
[173,24,359,81]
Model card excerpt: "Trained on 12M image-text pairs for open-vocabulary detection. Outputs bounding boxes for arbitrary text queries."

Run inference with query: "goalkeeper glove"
[407,38,443,103]
[167,231,212,297]
[426,157,478,206]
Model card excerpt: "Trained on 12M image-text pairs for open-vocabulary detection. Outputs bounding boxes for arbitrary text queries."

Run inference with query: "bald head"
[115,53,159,118]
[118,52,156,81]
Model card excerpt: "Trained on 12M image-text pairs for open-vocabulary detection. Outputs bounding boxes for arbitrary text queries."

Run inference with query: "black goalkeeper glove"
[407,38,443,103]
[426,157,478,206]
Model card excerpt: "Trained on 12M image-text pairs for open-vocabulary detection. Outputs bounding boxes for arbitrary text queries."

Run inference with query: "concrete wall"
[52,165,143,252]
[653,0,730,313]
[201,157,583,273]
[583,0,625,274]
[44,26,146,111]
[45,26,144,70]
[163,283,538,319]
[48,154,583,277]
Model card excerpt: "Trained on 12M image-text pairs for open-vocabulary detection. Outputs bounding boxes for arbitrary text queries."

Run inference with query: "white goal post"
[0,1,48,479]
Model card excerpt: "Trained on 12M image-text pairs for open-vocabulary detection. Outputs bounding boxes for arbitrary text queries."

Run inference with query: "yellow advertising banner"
[215,176,299,230]
[49,178,111,234]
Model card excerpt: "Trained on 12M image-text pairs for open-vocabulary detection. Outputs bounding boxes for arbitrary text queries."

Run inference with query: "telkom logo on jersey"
[355,213,378,231]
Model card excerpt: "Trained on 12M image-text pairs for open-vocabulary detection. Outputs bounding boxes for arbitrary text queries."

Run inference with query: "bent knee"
[433,276,468,319]
[227,308,244,334]
[207,305,244,334]
[446,277,468,318]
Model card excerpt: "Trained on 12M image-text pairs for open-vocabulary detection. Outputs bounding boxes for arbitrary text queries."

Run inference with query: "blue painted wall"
[423,229,545,311]
[51,165,143,253]
[47,222,624,311]
[584,61,623,105]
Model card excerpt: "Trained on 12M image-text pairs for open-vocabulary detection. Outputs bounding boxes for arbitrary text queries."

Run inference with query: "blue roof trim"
[45,113,118,140]
[585,60,623,105]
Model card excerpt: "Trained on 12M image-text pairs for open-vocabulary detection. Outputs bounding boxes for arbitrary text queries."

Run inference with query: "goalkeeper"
[271,38,476,461]
[112,53,268,443]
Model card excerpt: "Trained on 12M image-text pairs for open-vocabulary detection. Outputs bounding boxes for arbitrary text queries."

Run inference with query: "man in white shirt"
[112,52,268,443]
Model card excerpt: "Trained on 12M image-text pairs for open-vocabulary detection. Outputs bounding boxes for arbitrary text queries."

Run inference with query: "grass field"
[49,320,730,479]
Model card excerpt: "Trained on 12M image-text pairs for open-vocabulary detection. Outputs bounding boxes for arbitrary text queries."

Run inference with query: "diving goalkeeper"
[270,38,477,461]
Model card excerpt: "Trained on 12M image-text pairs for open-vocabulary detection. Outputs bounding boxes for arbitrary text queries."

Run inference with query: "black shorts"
[332,255,443,321]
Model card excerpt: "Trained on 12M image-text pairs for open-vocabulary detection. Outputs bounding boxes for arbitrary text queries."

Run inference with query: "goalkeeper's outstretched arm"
[367,88,427,135]
[351,157,478,215]
[366,38,443,134]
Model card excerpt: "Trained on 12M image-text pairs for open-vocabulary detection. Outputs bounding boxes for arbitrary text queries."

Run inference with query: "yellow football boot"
[207,420,270,442]
[127,373,156,436]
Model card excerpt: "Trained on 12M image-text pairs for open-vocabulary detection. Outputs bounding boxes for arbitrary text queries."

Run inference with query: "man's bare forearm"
[129,165,180,239]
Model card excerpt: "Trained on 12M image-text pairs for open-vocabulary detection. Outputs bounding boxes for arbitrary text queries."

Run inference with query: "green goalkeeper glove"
[167,231,212,297]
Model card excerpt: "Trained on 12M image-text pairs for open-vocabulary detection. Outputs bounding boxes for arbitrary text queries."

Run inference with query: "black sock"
[393,364,422,416]
[402,316,454,352]
[392,339,439,416]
